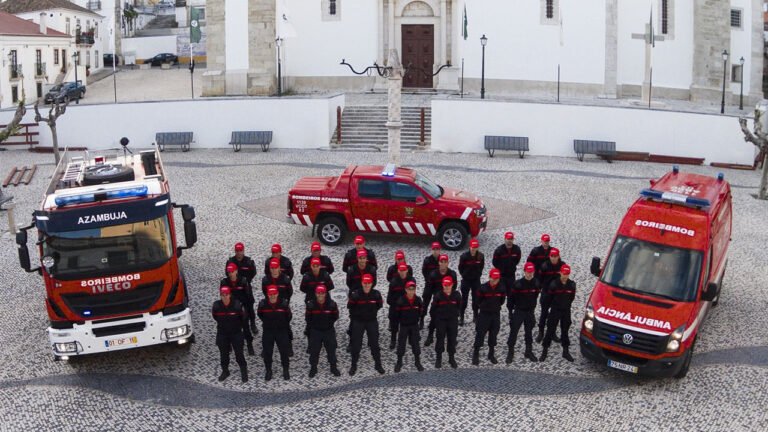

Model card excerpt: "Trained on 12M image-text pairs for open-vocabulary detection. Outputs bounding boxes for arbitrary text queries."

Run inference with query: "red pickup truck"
[287,164,487,250]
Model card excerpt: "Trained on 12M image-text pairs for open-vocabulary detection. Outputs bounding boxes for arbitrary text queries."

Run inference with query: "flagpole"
[190,41,194,99]
[112,14,117,103]
[557,64,560,102]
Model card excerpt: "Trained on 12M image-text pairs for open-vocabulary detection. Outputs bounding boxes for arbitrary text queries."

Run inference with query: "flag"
[649,7,654,48]
[278,0,297,38]
[190,7,201,43]
[462,4,468,40]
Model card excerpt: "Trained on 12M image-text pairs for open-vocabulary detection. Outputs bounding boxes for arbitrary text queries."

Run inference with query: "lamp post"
[480,34,487,99]
[720,49,728,114]
[739,56,744,111]
[72,51,80,104]
[276,37,282,97]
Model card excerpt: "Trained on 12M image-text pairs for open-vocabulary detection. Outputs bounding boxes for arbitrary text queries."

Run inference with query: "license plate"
[105,336,138,348]
[608,360,639,374]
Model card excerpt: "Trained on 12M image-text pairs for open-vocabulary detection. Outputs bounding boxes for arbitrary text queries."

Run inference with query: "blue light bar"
[717,173,724,181]
[54,185,148,206]
[382,163,397,177]
[640,188,710,208]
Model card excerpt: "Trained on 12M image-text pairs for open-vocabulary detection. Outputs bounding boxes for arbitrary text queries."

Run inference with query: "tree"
[738,110,768,200]
[34,99,69,166]
[0,98,26,144]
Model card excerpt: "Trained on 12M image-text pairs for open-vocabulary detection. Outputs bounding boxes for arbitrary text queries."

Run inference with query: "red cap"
[541,234,551,242]
[431,242,441,250]
[560,264,571,275]
[315,284,327,293]
[442,276,454,286]
[266,285,279,295]
[269,258,280,268]
[405,281,417,289]
[220,286,231,295]
[524,262,535,273]
[398,262,408,271]
[489,268,501,279]
[438,254,449,262]
[357,249,368,258]
[311,242,322,251]
[311,257,321,266]
[271,243,282,253]
[354,235,365,245]
[550,248,560,257]
[395,250,405,260]
[234,242,244,251]
[505,232,514,240]
[362,274,373,284]
[469,239,480,248]
[226,263,238,273]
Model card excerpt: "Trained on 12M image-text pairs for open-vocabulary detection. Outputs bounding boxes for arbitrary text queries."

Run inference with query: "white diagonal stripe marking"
[355,218,365,231]
[366,219,378,231]
[302,215,312,225]
[378,221,390,232]
[390,221,402,233]
[291,214,302,225]
[402,222,414,234]
[428,223,436,235]
[460,207,472,220]
[415,223,427,235]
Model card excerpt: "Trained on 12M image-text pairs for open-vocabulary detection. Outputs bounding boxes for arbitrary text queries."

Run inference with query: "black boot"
[448,353,458,369]
[309,365,318,378]
[349,359,358,376]
[218,368,230,382]
[415,355,424,372]
[264,368,273,381]
[472,347,480,366]
[247,341,255,356]
[459,314,464,327]
[472,310,478,323]
[424,330,434,347]
[282,366,290,380]
[394,355,404,373]
[505,347,514,364]
[535,327,544,344]
[553,334,562,344]
[240,366,248,383]
[488,347,498,364]
[524,345,538,362]
[330,364,341,377]
[562,346,574,362]
[288,342,294,358]
[435,352,443,369]
[389,333,397,350]
[374,361,385,375]
[539,346,549,362]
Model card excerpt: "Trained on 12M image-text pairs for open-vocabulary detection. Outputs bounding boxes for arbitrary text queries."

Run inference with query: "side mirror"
[415,196,427,205]
[16,231,27,246]
[181,206,196,222]
[184,220,197,247]
[18,246,31,272]
[590,257,601,277]
[701,282,718,302]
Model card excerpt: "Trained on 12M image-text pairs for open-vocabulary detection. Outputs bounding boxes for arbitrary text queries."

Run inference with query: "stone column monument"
[386,49,404,165]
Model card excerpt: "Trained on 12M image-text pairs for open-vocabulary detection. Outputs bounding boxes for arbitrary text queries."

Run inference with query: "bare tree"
[738,110,768,200]
[0,99,27,144]
[34,99,69,166]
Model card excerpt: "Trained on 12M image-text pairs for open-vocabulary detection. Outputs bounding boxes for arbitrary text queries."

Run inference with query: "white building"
[0,10,73,109]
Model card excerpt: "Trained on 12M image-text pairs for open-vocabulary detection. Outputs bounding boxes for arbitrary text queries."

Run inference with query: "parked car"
[143,53,179,67]
[103,53,119,67]
[44,82,86,104]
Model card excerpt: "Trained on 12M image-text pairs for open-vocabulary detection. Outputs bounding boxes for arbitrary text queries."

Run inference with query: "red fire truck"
[580,167,731,378]
[287,164,487,250]
[16,142,198,360]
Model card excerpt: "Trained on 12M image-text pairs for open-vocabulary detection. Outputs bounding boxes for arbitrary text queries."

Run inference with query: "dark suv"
[44,82,86,104]
[103,53,119,66]
[143,53,179,66]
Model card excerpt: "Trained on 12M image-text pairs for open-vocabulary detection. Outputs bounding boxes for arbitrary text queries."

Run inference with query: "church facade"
[202,0,764,105]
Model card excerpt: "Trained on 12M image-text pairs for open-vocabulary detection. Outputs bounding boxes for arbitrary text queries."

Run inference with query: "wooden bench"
[484,135,529,158]
[573,139,617,162]
[230,131,272,152]
[0,123,40,150]
[155,132,193,152]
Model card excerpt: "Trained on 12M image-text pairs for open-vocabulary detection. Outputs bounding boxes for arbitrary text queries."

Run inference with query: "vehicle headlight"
[583,319,594,333]
[666,325,685,352]
[53,342,78,353]
[163,325,189,339]
[585,303,595,320]
[42,255,56,269]
[666,339,680,352]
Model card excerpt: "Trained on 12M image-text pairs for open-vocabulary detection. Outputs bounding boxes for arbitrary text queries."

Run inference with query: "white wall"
[122,35,178,60]
[729,0,751,96]
[225,0,248,71]
[0,37,73,109]
[430,98,754,165]
[0,94,346,150]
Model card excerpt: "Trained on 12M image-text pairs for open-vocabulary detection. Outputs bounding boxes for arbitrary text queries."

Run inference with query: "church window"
[322,0,340,21]
[540,0,559,25]
[657,0,674,41]
[731,65,743,83]
[661,0,668,34]
[730,9,742,29]
[546,0,553,19]
[330,0,336,15]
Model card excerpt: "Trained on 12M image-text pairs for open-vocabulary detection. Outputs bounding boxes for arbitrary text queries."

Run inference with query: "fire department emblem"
[622,334,634,345]
[404,207,414,217]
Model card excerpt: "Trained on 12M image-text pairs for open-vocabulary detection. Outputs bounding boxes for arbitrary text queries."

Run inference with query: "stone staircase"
[331,106,431,151]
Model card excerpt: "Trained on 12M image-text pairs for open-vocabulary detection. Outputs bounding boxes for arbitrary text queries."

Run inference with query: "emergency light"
[54,185,149,206]
[382,164,397,177]
[639,189,711,208]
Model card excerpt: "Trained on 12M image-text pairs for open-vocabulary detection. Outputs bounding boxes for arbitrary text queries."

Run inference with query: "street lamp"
[72,51,80,104]
[276,37,283,97]
[739,56,745,111]
[720,49,728,114]
[480,34,487,99]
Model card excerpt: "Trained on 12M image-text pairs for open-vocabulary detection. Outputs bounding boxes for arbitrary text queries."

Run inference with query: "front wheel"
[674,341,694,379]
[437,222,468,251]
[317,217,346,246]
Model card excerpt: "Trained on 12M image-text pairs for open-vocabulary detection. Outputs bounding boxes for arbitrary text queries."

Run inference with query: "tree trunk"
[760,154,768,200]
[50,123,61,166]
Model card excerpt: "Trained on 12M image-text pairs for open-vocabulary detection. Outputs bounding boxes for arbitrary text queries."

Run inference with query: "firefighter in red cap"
[472,268,505,365]
[305,285,341,377]
[387,262,416,350]
[300,242,334,276]
[423,254,457,346]
[536,248,567,343]
[300,257,334,303]
[421,242,442,280]
[258,285,293,380]
[506,262,541,363]
[347,274,385,375]
[343,235,377,274]
[212,286,249,382]
[394,281,425,372]
[263,243,294,281]
[221,263,256,353]
[430,276,462,368]
[386,250,413,282]
[226,242,257,283]
[262,258,293,301]
[459,238,485,325]
[492,232,522,290]
[345,249,377,294]
[540,264,576,362]
[526,234,552,274]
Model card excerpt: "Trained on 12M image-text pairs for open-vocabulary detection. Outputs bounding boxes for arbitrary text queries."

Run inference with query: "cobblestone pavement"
[0,149,766,431]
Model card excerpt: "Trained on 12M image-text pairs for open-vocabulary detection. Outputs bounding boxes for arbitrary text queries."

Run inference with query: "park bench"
[484,135,529,158]
[230,131,272,152]
[155,132,193,152]
[573,139,617,163]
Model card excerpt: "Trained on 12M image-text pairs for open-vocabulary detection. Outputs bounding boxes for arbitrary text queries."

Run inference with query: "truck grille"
[595,321,667,355]
[60,281,164,319]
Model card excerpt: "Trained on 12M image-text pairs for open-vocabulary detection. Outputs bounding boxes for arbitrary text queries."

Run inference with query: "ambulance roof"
[647,171,729,214]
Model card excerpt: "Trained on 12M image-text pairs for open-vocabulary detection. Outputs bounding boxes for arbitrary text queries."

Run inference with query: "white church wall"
[225,0,249,71]
[122,35,178,60]
[729,0,751,96]
[430,98,754,165]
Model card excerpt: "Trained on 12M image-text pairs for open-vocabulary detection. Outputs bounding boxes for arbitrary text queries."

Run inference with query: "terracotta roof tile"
[0,10,71,37]
[0,0,97,16]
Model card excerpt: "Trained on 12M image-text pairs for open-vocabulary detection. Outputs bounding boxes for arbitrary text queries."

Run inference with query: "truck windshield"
[41,216,173,280]
[600,235,703,302]
[415,173,443,199]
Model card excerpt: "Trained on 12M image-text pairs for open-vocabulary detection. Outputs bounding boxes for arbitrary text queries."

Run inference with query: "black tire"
[82,164,135,185]
[437,221,468,251]
[673,340,695,379]
[317,217,346,246]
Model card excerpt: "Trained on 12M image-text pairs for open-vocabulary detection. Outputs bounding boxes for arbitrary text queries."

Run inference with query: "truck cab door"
[350,178,388,232]
[386,180,438,236]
